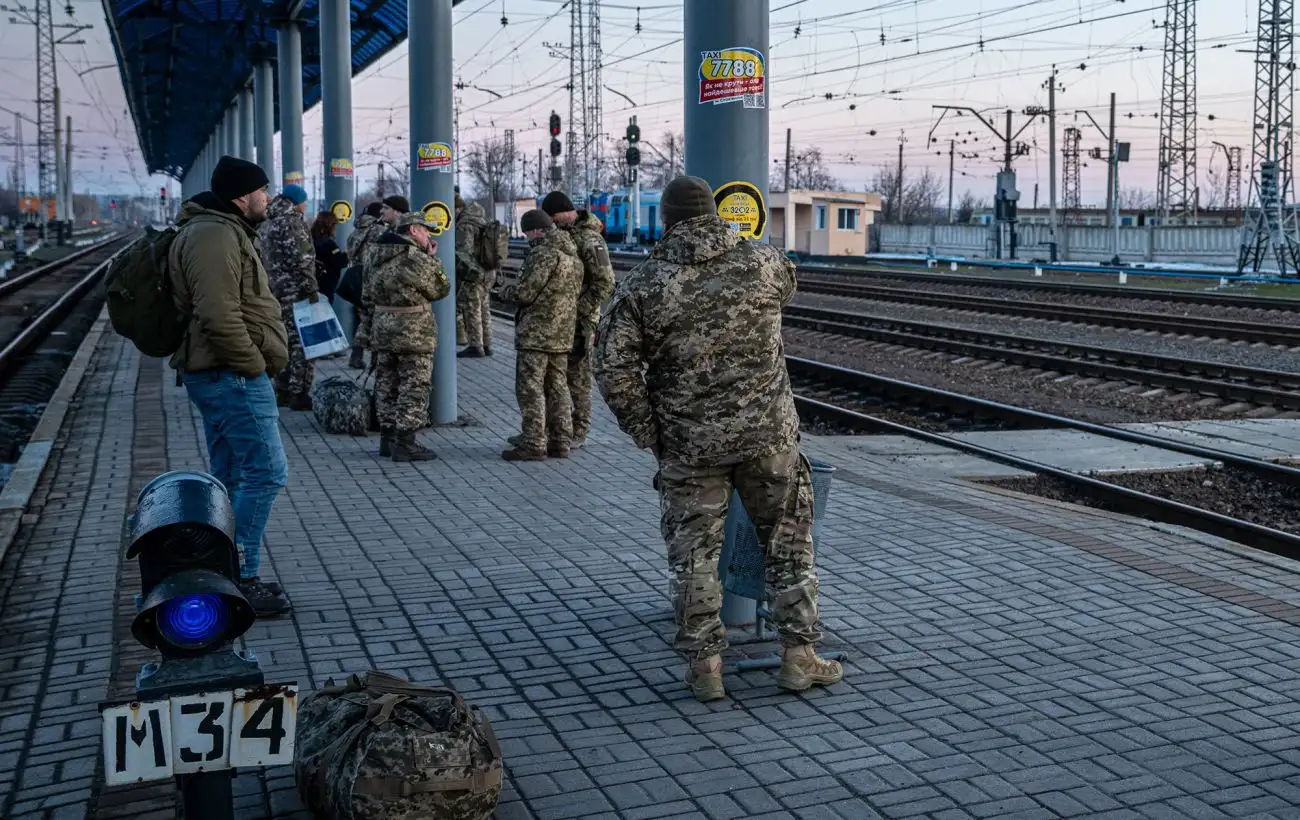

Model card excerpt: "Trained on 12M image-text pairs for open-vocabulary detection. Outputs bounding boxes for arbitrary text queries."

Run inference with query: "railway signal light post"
[626,116,641,247]
[99,472,297,820]
[548,110,563,186]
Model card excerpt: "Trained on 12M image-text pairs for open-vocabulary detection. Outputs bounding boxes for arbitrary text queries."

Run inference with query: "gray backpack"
[294,670,503,820]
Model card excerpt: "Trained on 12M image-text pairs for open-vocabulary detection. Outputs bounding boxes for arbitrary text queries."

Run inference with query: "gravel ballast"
[784,327,1246,424]
[990,464,1300,538]
[794,291,1300,374]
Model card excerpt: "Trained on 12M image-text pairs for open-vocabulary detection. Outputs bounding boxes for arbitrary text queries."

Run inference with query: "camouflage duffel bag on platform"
[294,670,503,820]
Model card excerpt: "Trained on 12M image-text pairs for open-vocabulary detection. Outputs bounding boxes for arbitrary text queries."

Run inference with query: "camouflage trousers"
[374,352,433,433]
[515,350,571,452]
[460,269,496,349]
[567,328,593,441]
[276,304,315,400]
[658,446,822,661]
[455,287,468,346]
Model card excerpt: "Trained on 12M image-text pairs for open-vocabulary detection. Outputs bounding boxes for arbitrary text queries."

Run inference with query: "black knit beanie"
[661,176,715,228]
[520,209,553,232]
[364,201,384,218]
[383,195,410,213]
[541,191,575,215]
[211,155,269,203]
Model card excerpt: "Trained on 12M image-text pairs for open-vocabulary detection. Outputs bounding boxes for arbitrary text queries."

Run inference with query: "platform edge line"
[0,305,112,565]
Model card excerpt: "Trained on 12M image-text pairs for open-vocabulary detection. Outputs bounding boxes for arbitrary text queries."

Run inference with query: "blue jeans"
[181,370,289,580]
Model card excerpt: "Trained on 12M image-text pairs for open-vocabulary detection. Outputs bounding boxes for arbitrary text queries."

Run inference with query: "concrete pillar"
[409,0,458,424]
[222,108,235,158]
[254,56,277,190]
[278,20,305,190]
[320,0,357,342]
[685,0,770,626]
[684,0,770,244]
[239,86,255,160]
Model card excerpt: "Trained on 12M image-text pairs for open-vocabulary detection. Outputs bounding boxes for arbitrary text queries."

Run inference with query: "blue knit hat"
[281,184,308,205]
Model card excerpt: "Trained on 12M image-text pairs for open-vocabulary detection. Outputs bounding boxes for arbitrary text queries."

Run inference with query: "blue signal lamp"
[132,571,254,657]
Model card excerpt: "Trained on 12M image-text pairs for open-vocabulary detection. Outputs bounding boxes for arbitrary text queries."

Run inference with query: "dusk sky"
[0,0,1260,209]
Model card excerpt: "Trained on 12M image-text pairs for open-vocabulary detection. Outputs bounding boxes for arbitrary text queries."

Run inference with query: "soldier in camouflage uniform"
[592,175,842,702]
[363,209,449,462]
[454,195,492,358]
[542,191,616,447]
[498,210,582,461]
[257,184,319,411]
[344,201,387,369]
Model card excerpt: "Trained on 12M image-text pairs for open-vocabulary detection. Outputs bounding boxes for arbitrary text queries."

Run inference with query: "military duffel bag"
[294,670,503,820]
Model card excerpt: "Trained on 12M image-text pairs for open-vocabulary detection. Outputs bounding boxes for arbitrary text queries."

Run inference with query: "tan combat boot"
[777,645,843,692]
[684,655,726,702]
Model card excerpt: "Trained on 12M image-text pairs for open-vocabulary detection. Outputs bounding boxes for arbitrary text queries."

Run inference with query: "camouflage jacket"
[564,211,616,332]
[347,214,389,345]
[592,214,800,467]
[257,195,319,305]
[346,213,386,262]
[363,232,449,354]
[499,227,582,353]
[455,202,488,287]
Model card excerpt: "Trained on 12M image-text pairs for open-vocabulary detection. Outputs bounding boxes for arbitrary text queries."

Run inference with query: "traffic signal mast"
[626,115,640,247]
[548,110,563,188]
[100,471,297,820]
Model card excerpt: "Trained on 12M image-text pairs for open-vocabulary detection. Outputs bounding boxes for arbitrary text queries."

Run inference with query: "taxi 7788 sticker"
[698,47,766,109]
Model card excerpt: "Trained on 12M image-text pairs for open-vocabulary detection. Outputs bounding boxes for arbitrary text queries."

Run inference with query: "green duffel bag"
[294,670,503,820]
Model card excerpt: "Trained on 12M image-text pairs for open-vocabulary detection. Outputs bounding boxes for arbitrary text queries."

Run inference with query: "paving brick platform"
[4,314,1300,819]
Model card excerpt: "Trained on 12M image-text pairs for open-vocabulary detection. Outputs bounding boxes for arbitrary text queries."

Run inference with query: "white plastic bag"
[292,298,350,360]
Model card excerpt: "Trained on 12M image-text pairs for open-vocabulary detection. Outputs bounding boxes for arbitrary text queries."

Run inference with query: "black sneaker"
[239,578,291,617]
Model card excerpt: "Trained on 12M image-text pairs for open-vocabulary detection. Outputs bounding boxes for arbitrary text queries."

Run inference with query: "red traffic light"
[549,112,561,137]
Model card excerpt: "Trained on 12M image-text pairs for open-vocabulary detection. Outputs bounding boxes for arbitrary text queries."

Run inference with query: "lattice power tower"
[1062,126,1081,222]
[1156,0,1197,222]
[563,0,603,199]
[1239,0,1300,275]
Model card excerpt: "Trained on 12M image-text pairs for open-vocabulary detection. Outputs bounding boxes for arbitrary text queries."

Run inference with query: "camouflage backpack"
[294,670,503,820]
[475,219,510,271]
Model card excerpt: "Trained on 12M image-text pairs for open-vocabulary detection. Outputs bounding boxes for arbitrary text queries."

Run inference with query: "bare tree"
[1118,187,1155,211]
[465,134,521,208]
[955,190,983,224]
[772,146,841,191]
[899,169,944,224]
[1204,165,1228,210]
[869,163,899,222]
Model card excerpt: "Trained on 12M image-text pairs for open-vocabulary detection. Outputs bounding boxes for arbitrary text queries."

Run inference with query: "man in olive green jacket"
[167,155,292,618]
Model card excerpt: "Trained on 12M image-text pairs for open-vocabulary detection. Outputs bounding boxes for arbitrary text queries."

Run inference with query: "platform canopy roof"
[103,0,463,179]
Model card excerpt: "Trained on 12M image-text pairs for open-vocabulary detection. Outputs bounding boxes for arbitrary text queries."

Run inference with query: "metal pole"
[254,57,277,191]
[409,0,458,424]
[1047,68,1058,261]
[1105,92,1116,229]
[53,86,64,241]
[64,114,72,232]
[685,0,769,627]
[321,0,357,351]
[896,139,904,222]
[221,108,233,158]
[783,127,792,191]
[179,771,234,820]
[1112,153,1121,261]
[278,20,305,190]
[947,139,955,223]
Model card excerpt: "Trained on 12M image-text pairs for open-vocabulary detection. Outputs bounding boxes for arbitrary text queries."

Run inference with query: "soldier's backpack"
[475,220,510,271]
[294,670,503,820]
[104,226,189,357]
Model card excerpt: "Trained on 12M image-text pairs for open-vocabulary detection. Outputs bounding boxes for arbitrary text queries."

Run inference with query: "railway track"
[795,275,1300,346]
[790,258,1300,312]
[0,234,132,469]
[485,299,1300,559]
[783,304,1300,412]
[788,366,1300,561]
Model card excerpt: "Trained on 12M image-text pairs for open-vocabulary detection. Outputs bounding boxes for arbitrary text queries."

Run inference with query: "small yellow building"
[769,190,881,256]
